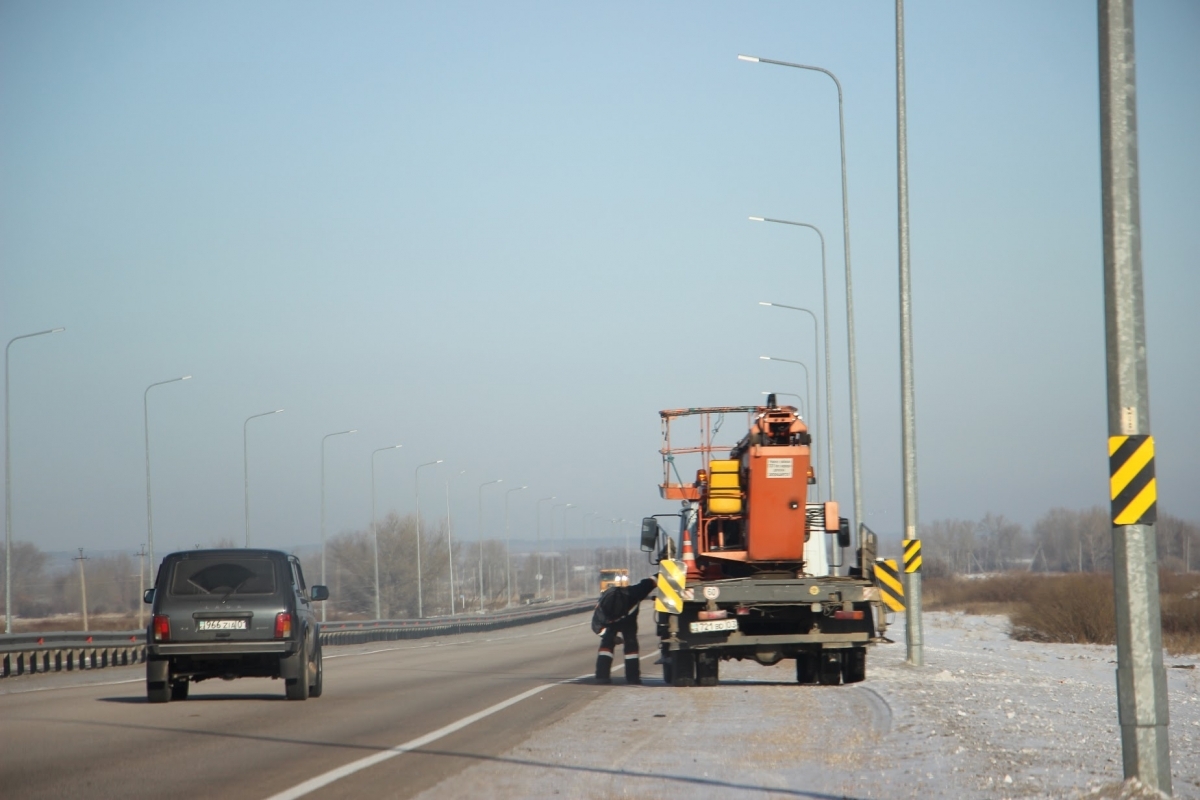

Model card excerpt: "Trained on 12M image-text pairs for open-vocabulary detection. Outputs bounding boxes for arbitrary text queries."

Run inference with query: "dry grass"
[925,572,1200,655]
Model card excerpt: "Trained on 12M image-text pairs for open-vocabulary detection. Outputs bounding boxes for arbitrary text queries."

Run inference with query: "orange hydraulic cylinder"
[745,445,811,561]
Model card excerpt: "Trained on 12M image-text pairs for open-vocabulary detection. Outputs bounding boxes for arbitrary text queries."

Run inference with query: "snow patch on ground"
[415,612,1200,799]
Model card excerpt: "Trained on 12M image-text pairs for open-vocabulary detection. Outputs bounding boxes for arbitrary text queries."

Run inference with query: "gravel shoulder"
[414,612,1200,799]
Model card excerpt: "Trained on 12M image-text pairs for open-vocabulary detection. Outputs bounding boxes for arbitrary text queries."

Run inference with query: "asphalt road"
[0,611,619,800]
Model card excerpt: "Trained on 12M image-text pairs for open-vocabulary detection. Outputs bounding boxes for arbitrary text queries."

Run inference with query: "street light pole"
[565,506,583,599]
[758,291,834,501]
[243,408,281,549]
[321,429,357,622]
[413,459,443,618]
[551,502,570,601]
[371,445,402,619]
[477,478,502,612]
[144,375,192,572]
[446,469,466,614]
[760,356,814,472]
[504,485,528,608]
[740,54,864,550]
[535,496,555,598]
[5,327,65,635]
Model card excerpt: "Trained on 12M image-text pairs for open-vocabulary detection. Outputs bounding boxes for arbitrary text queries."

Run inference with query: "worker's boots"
[625,656,641,685]
[595,652,613,684]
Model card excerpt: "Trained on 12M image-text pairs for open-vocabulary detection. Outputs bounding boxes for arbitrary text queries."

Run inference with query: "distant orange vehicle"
[642,395,886,687]
[598,568,629,594]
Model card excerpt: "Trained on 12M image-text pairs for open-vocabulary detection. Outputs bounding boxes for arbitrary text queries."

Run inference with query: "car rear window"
[169,557,278,596]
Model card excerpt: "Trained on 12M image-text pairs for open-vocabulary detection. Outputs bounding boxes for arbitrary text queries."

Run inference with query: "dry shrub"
[1010,573,1116,644]
[924,574,1039,610]
[1159,573,1200,655]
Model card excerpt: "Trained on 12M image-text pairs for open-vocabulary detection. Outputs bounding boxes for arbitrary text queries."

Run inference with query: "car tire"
[170,679,190,701]
[309,644,324,698]
[147,659,170,704]
[284,637,310,701]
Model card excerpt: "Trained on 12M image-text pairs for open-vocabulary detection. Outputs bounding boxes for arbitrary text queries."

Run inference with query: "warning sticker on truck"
[766,458,793,478]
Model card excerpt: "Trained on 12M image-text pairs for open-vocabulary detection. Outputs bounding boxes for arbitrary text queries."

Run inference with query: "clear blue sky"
[2,1,1197,557]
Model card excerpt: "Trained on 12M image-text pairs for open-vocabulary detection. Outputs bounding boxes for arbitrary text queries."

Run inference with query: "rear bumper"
[150,641,294,657]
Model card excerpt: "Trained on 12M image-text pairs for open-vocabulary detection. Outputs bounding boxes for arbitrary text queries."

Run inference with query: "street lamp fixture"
[5,327,65,634]
[243,407,282,549]
[740,53,865,546]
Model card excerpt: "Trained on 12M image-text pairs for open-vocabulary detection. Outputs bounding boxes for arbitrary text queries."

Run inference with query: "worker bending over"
[592,577,656,684]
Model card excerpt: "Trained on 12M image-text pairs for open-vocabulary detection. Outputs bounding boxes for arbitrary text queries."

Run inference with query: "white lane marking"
[0,677,143,697]
[265,651,660,799]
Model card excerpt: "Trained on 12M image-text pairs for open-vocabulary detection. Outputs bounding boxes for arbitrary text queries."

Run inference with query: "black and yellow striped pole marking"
[1109,435,1157,525]
[903,539,922,573]
[874,558,905,612]
[654,558,686,615]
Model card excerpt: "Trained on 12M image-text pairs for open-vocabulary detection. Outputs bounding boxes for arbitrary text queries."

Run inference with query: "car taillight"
[152,615,170,642]
[833,610,864,620]
[275,612,292,639]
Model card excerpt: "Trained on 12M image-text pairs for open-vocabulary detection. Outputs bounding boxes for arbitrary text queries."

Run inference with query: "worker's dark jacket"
[591,579,656,634]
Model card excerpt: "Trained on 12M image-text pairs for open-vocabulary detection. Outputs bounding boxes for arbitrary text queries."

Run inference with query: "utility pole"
[1099,0,1171,792]
[896,0,923,667]
[74,549,89,632]
[137,544,147,629]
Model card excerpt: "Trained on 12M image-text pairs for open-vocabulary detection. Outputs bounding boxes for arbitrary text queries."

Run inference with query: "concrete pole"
[75,549,88,632]
[896,0,923,667]
[1099,0,1171,791]
[5,327,64,634]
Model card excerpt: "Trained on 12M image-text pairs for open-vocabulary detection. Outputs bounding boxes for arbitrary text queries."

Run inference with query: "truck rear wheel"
[670,651,695,687]
[796,652,818,684]
[818,651,843,685]
[696,652,720,686]
[842,646,866,683]
[660,645,673,684]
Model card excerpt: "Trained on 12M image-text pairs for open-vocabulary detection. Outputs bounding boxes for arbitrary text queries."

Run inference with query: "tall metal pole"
[4,327,64,635]
[564,505,579,599]
[758,296,834,499]
[321,429,356,622]
[243,408,281,549]
[145,375,192,571]
[413,460,443,618]
[446,470,465,614]
[136,544,147,629]
[552,502,570,601]
[535,496,555,598]
[74,548,88,632]
[371,445,402,619]
[739,54,864,549]
[1099,0,1171,790]
[895,0,924,668]
[504,485,528,608]
[477,478,502,612]
[760,356,814,465]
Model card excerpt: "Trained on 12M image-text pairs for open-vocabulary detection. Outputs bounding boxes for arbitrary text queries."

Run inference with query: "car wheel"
[170,679,190,701]
[147,659,170,704]
[309,644,324,698]
[284,636,310,701]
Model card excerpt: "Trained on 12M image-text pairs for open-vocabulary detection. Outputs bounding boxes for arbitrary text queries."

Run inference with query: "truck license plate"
[197,619,247,631]
[689,618,738,634]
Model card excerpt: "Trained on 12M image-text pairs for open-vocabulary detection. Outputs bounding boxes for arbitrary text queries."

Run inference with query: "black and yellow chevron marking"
[874,558,905,612]
[1109,435,1157,526]
[903,539,922,573]
[654,558,686,615]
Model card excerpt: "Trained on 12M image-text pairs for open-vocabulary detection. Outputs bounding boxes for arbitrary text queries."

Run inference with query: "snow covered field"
[417,611,1200,799]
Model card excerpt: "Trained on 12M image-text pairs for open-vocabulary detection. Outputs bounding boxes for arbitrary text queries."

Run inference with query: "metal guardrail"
[0,600,594,679]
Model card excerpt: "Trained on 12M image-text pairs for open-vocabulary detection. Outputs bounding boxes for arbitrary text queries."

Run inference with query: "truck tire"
[147,658,170,704]
[818,651,843,685]
[670,650,696,687]
[796,652,818,684]
[842,646,866,684]
[660,645,673,685]
[696,652,720,686]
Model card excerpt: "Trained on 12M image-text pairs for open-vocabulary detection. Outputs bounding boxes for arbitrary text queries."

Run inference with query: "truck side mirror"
[640,518,658,552]
[837,518,851,550]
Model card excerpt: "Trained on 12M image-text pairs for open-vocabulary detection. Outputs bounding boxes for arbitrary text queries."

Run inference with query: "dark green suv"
[144,549,328,702]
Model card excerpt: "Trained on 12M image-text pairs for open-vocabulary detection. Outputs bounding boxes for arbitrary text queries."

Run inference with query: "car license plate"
[198,619,247,631]
[689,618,738,634]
